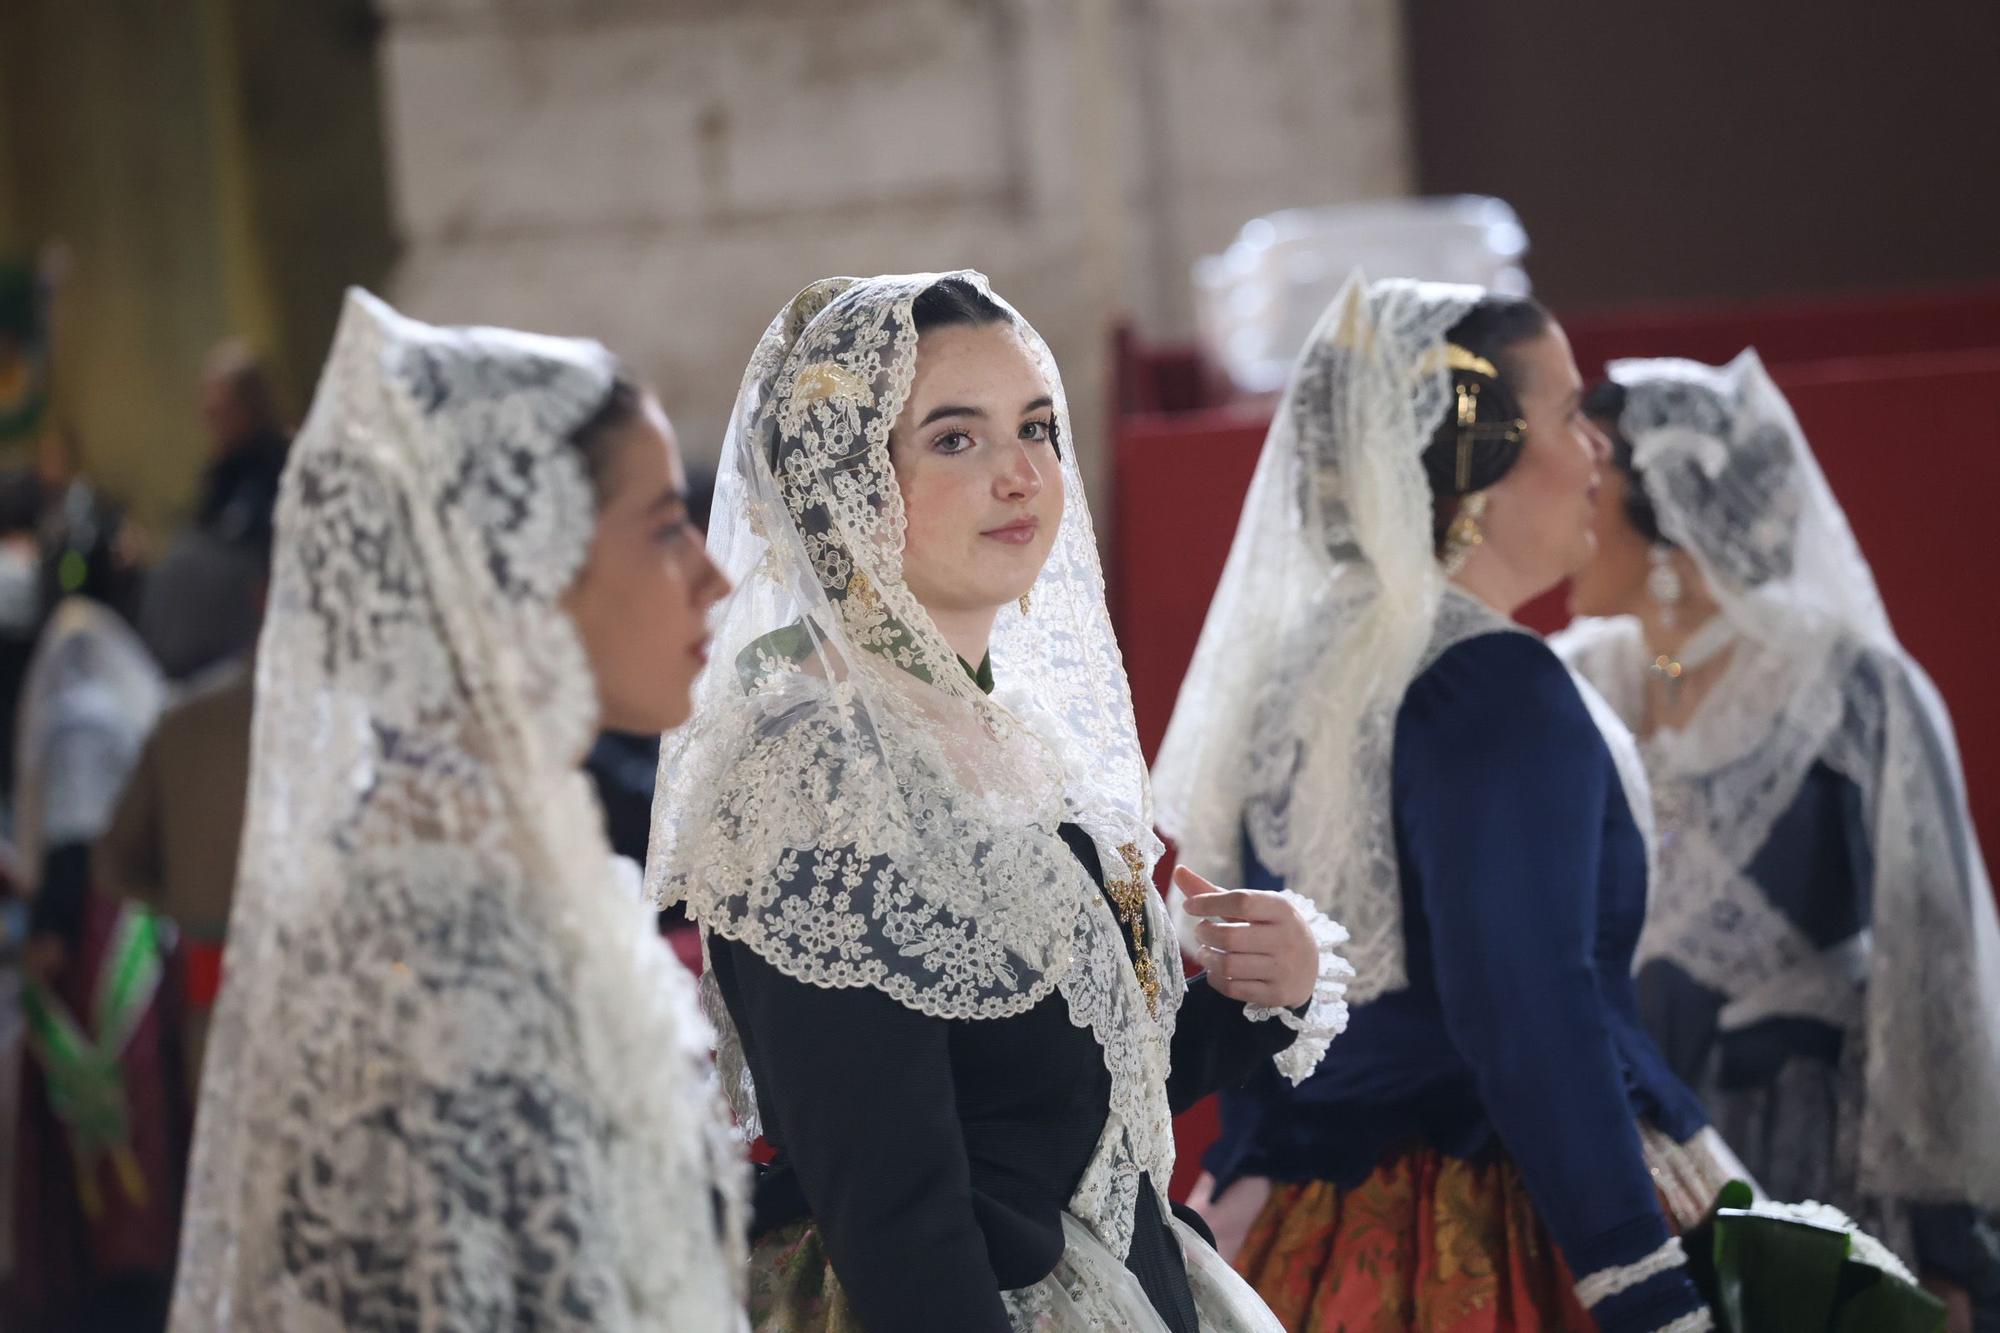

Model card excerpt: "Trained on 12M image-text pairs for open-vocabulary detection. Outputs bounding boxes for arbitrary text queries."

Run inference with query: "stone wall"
[378,0,1412,501]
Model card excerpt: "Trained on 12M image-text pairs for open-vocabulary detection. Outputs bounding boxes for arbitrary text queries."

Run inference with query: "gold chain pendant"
[1105,842,1160,1016]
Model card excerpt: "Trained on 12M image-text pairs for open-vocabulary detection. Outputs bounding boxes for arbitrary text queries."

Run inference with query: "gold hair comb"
[793,361,871,406]
[1445,344,1500,379]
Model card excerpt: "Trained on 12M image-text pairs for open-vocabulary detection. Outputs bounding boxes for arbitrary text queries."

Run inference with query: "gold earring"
[847,568,883,617]
[1441,492,1489,576]
[1019,589,1032,615]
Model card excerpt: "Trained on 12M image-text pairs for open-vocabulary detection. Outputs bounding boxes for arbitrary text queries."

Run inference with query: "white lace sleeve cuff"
[1242,891,1354,1086]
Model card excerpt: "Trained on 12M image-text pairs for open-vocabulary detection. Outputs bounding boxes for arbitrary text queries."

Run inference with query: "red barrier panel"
[1782,351,2000,837]
[1113,286,2000,420]
[1562,287,2000,383]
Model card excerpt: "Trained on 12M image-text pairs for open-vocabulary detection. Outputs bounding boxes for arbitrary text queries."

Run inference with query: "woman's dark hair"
[906,277,1059,459]
[1418,296,1550,553]
[568,374,645,496]
[1593,375,1798,586]
[1582,379,1664,544]
[911,277,1012,336]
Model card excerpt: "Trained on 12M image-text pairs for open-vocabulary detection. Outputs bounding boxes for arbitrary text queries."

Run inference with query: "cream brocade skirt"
[748,1209,1286,1333]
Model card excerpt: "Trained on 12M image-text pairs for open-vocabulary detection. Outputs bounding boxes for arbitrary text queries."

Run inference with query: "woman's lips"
[982,518,1041,546]
[691,635,711,664]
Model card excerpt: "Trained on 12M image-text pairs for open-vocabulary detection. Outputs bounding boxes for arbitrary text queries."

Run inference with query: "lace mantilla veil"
[1554,350,2000,1207]
[1152,275,1496,1006]
[648,272,1343,1282]
[170,290,747,1331]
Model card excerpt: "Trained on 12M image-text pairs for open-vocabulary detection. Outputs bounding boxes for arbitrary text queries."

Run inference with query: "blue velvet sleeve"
[1396,633,1706,1332]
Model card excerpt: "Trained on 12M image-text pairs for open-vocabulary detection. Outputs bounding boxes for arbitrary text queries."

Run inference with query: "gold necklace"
[1105,842,1160,1016]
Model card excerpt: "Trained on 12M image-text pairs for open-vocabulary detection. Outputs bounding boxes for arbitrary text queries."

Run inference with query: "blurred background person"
[95,529,266,1107]
[1559,354,2000,1331]
[191,341,288,552]
[9,593,180,1333]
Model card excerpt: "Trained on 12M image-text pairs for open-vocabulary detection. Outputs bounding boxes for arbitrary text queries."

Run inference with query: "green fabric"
[960,653,994,695]
[734,616,995,696]
[21,902,165,1155]
[95,904,165,1056]
[0,259,48,441]
[23,983,130,1151]
[735,621,817,688]
[1685,1180,1946,1333]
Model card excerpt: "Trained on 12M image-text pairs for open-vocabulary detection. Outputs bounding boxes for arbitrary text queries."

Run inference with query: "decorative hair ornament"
[1444,344,1500,378]
[792,360,871,406]
[1442,343,1526,494]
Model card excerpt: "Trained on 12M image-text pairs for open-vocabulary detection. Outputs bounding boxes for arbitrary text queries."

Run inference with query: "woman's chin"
[1566,568,1622,620]
[1559,533,1599,585]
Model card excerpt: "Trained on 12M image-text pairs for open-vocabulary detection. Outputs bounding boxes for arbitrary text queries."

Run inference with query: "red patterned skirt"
[1233,1147,1597,1333]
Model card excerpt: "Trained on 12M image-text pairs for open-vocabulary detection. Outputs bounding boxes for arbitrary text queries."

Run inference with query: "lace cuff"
[1242,891,1354,1085]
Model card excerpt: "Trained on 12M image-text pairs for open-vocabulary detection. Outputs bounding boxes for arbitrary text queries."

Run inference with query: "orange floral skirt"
[1233,1148,1597,1333]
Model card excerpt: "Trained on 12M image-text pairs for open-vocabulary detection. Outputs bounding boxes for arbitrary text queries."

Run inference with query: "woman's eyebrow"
[918,403,985,428]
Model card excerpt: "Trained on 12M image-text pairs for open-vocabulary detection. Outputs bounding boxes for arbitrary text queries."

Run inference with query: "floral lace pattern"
[1240,889,1356,1084]
[1153,277,1482,1005]
[171,291,747,1331]
[1556,349,2000,1209]
[999,1211,1288,1332]
[650,273,1227,1262]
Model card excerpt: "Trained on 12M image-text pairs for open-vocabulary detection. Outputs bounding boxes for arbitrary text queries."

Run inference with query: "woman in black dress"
[648,272,1352,1332]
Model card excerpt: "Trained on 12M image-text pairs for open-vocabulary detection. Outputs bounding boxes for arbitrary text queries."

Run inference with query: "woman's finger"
[1196,918,1286,954]
[1208,951,1275,983]
[1182,889,1255,920]
[1209,975,1283,1007]
[1172,864,1221,900]
[1194,918,1257,950]
[1184,888,1294,923]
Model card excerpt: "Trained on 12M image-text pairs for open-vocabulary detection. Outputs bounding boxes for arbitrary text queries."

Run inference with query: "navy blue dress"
[1205,631,1712,1333]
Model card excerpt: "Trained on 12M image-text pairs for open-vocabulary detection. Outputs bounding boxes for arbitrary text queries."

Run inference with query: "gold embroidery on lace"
[1105,842,1160,1015]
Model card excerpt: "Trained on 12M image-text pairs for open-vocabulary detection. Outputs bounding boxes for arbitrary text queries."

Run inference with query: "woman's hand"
[1177,865,1318,1010]
[1920,1273,1972,1333]
[1185,1170,1272,1264]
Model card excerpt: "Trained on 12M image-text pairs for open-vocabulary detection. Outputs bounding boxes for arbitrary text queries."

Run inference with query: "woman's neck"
[1631,581,1724,660]
[1450,556,1539,618]
[925,604,999,670]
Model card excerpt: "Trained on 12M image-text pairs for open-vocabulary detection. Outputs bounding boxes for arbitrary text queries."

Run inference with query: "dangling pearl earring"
[1019,589,1032,616]
[1647,543,1683,630]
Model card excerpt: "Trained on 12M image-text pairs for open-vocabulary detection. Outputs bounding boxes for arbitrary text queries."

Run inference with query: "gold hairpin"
[1452,378,1525,491]
[1456,386,1480,492]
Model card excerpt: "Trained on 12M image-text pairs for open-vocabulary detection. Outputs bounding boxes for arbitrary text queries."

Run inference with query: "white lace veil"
[1152,275,1479,1005]
[648,272,1185,1258]
[1560,349,2000,1206]
[171,290,746,1330]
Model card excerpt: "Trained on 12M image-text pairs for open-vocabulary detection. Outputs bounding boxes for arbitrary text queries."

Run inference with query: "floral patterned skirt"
[1232,1148,1598,1333]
